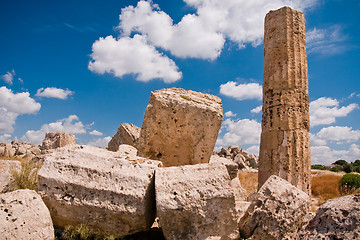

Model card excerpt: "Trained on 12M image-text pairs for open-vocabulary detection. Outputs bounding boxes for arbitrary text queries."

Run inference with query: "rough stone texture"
[239,175,310,240]
[0,141,41,159]
[259,6,311,195]
[216,146,259,170]
[137,88,223,167]
[0,189,54,239]
[41,132,75,151]
[38,144,161,237]
[156,163,239,240]
[0,160,21,193]
[107,123,140,151]
[297,194,360,239]
[209,154,238,179]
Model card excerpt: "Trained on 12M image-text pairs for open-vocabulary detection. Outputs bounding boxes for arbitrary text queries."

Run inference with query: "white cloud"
[224,111,237,118]
[89,130,103,136]
[246,145,260,155]
[87,136,112,148]
[22,115,86,145]
[119,0,317,59]
[251,105,262,114]
[311,144,360,165]
[311,126,360,146]
[0,134,11,142]
[89,34,182,83]
[1,69,15,85]
[310,97,358,126]
[220,81,262,101]
[35,87,74,99]
[0,87,41,134]
[306,25,348,55]
[216,118,261,147]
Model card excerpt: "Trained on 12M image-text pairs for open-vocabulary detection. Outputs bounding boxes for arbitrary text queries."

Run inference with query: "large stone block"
[0,189,54,239]
[297,194,360,239]
[37,145,160,238]
[42,132,75,151]
[107,123,140,151]
[137,88,223,166]
[239,175,310,240]
[155,163,239,240]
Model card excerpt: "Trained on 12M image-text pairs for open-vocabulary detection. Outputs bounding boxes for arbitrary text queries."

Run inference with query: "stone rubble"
[107,123,140,151]
[137,88,223,167]
[0,141,40,159]
[215,145,259,170]
[0,189,54,239]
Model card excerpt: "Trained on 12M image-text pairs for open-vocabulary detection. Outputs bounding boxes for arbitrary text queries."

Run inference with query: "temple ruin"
[259,6,311,195]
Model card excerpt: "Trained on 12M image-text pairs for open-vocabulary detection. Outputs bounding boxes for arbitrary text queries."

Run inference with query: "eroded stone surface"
[259,6,311,195]
[42,132,75,151]
[297,194,360,239]
[0,141,40,159]
[0,160,21,193]
[239,175,310,240]
[107,123,140,151]
[137,88,223,167]
[38,144,160,237]
[156,163,239,240]
[0,189,54,239]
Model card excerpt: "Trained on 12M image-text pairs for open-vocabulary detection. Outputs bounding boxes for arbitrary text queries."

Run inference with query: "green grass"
[10,158,42,191]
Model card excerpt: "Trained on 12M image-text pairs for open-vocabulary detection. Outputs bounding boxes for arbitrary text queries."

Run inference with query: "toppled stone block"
[138,88,223,166]
[0,189,54,239]
[239,175,310,240]
[41,132,75,151]
[297,194,360,239]
[107,123,140,151]
[0,160,21,193]
[38,145,160,237]
[155,163,239,240]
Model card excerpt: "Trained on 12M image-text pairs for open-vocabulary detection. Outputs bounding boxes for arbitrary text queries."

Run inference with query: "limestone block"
[138,88,223,166]
[239,175,310,240]
[209,154,238,179]
[0,160,21,193]
[297,194,360,239]
[3,142,15,158]
[107,123,140,151]
[38,144,159,237]
[41,132,75,151]
[155,163,239,240]
[0,189,54,239]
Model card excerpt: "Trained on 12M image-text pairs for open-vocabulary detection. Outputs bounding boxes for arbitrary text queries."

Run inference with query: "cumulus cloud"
[0,133,11,142]
[220,81,262,101]
[22,115,86,145]
[216,118,261,147]
[1,69,15,85]
[311,126,360,146]
[0,87,41,134]
[306,25,349,55]
[310,97,358,126]
[311,144,360,165]
[89,35,182,83]
[89,130,103,136]
[87,136,112,148]
[35,87,74,99]
[119,0,317,59]
[224,111,237,118]
[251,105,262,114]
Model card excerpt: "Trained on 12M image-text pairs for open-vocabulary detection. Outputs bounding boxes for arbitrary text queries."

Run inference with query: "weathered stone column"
[259,6,311,195]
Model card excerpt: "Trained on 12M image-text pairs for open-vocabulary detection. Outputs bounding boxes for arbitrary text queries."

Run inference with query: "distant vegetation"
[311,159,360,173]
[339,173,360,195]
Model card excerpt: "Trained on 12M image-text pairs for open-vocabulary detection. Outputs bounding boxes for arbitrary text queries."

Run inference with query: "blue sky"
[1,0,359,165]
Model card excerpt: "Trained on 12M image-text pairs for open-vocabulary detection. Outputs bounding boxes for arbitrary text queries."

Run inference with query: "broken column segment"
[137,88,223,167]
[259,7,311,195]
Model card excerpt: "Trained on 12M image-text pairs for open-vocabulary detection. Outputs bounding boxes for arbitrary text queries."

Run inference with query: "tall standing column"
[259,6,311,195]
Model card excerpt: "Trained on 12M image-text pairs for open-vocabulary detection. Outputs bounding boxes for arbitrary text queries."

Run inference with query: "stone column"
[259,6,311,195]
